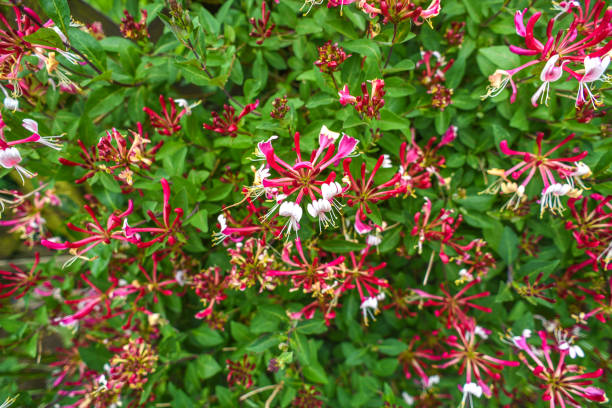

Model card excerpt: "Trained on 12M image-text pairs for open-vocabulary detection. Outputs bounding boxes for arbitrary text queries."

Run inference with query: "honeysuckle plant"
[0,0,610,407]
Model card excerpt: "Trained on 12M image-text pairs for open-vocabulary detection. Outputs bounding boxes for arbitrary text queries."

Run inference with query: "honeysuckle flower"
[460,382,482,407]
[488,4,612,104]
[366,233,381,247]
[143,95,193,135]
[540,182,582,217]
[251,128,358,234]
[576,55,610,107]
[0,147,35,183]
[307,198,334,231]
[338,80,386,119]
[338,84,357,106]
[249,1,275,45]
[412,280,491,329]
[381,154,392,168]
[203,99,259,138]
[531,55,565,106]
[437,324,520,402]
[314,41,351,73]
[278,201,303,237]
[360,296,379,324]
[124,178,184,248]
[481,133,588,214]
[267,238,344,293]
[22,118,63,150]
[514,330,608,407]
[41,200,135,267]
[343,155,405,231]
[174,98,200,115]
[1,85,18,110]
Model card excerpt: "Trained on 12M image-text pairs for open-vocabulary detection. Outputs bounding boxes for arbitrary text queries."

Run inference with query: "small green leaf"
[195,354,222,379]
[23,28,64,49]
[189,325,224,348]
[497,226,519,265]
[41,0,71,34]
[186,209,209,233]
[378,339,407,356]
[344,39,381,61]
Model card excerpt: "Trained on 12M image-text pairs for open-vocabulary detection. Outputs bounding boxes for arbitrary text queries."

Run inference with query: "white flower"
[425,374,440,388]
[360,296,379,325]
[218,214,228,231]
[175,98,200,115]
[0,147,35,184]
[279,201,303,237]
[22,119,64,150]
[559,342,584,359]
[381,154,392,168]
[458,268,474,282]
[531,55,564,106]
[576,56,610,107]
[461,382,483,408]
[540,183,581,216]
[402,392,414,405]
[175,270,186,286]
[307,198,334,231]
[1,84,18,111]
[572,162,591,177]
[474,326,489,340]
[320,124,340,142]
[366,234,382,247]
[321,181,343,200]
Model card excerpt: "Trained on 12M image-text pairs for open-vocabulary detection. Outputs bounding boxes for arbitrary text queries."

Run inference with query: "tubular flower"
[143,95,197,135]
[481,133,588,216]
[338,79,385,119]
[343,155,406,231]
[203,100,259,138]
[513,331,608,407]
[124,178,184,248]
[484,3,612,105]
[249,1,275,45]
[253,126,358,236]
[436,324,520,400]
[357,0,441,26]
[0,252,42,299]
[41,200,135,267]
[267,237,344,294]
[411,280,491,329]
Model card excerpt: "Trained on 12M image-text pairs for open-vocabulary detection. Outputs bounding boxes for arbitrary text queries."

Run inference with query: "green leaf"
[303,364,329,384]
[67,28,107,70]
[189,325,224,348]
[23,28,64,49]
[478,46,521,72]
[319,240,366,253]
[343,39,381,61]
[378,339,407,356]
[41,0,71,34]
[519,259,560,280]
[186,209,209,233]
[195,354,222,379]
[497,226,519,265]
[176,60,213,86]
[247,334,281,352]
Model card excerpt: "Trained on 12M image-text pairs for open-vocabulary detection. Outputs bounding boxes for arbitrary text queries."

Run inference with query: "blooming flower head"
[514,330,608,407]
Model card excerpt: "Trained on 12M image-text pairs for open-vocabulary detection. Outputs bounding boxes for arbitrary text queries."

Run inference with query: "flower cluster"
[484,1,611,107]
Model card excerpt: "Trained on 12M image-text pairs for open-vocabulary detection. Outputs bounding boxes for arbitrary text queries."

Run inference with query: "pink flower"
[338,84,357,106]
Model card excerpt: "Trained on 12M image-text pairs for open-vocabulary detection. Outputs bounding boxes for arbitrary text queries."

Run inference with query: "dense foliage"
[0,0,611,407]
